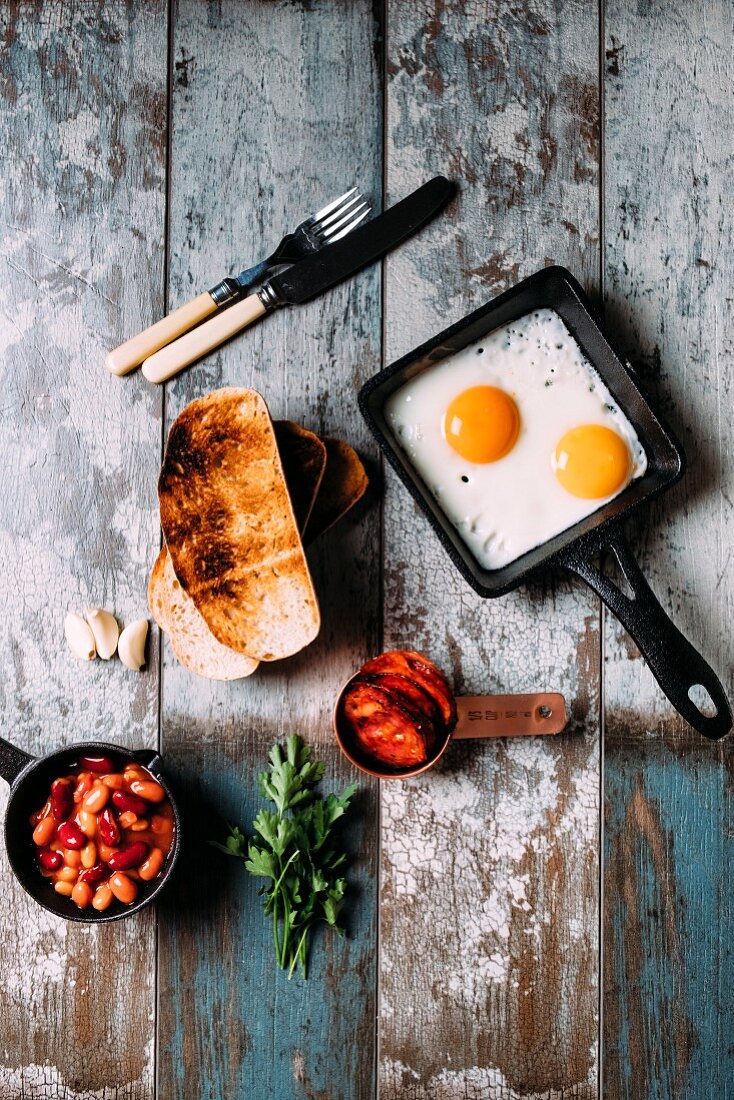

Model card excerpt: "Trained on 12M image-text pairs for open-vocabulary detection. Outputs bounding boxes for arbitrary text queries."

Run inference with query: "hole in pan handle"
[0,735,34,787]
[559,531,732,740]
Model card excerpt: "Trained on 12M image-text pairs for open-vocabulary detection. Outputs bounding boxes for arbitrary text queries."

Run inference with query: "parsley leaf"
[212,734,356,979]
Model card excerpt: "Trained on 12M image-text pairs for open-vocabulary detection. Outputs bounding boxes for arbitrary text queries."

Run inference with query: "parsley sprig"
[212,734,356,979]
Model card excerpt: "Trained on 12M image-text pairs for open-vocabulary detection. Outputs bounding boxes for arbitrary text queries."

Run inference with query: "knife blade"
[265,175,455,305]
[141,176,455,384]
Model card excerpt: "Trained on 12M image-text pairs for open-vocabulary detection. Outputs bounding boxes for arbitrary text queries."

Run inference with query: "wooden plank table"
[0,3,731,1097]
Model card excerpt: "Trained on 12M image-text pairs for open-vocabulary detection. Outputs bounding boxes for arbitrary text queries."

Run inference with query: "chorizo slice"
[361,650,457,730]
[361,672,442,752]
[341,681,429,768]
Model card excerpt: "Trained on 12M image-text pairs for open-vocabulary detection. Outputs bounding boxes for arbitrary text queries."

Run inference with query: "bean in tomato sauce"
[30,756,174,910]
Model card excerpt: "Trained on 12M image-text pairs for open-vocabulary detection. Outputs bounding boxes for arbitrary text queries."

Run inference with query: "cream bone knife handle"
[141,292,269,384]
[453,692,567,739]
[106,292,221,376]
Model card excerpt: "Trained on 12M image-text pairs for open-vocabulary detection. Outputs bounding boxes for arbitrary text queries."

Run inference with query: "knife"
[141,175,455,384]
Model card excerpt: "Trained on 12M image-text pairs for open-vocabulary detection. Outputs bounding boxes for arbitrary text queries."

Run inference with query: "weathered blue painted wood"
[603,1,734,1095]
[156,3,382,1098]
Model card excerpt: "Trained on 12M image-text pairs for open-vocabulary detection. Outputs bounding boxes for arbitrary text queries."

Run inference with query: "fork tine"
[323,201,369,240]
[317,192,363,232]
[328,206,371,242]
[313,186,358,223]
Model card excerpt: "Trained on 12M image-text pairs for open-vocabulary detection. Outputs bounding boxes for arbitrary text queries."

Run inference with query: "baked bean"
[82,782,109,813]
[57,865,78,883]
[77,809,97,838]
[64,848,82,869]
[73,773,94,803]
[32,814,57,847]
[97,841,117,863]
[117,811,137,830]
[54,881,74,897]
[81,841,97,869]
[101,773,125,790]
[130,819,149,832]
[71,881,93,909]
[79,755,114,774]
[109,872,137,905]
[57,820,85,850]
[129,779,165,804]
[92,884,114,911]
[138,847,164,881]
[123,765,147,784]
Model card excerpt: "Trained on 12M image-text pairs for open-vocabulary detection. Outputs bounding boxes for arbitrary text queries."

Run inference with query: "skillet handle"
[560,532,732,740]
[0,736,34,786]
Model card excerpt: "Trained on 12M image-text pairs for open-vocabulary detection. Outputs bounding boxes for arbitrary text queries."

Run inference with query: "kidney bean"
[56,865,78,883]
[129,779,165,804]
[32,814,57,847]
[79,755,114,774]
[79,862,108,885]
[77,809,98,838]
[138,847,164,882]
[82,782,109,814]
[101,773,125,790]
[63,848,82,869]
[92,884,113,911]
[109,871,137,905]
[71,881,93,909]
[97,806,120,847]
[107,842,148,872]
[38,848,63,871]
[50,778,73,822]
[111,790,147,815]
[57,820,85,849]
[81,841,97,869]
[54,881,74,897]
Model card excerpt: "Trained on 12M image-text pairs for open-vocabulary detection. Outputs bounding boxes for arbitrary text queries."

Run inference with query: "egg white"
[385,309,647,570]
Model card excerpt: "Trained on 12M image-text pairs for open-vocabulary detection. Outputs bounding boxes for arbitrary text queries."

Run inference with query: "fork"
[106,187,369,376]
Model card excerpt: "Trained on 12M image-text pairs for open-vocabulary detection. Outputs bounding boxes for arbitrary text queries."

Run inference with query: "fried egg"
[385,309,647,570]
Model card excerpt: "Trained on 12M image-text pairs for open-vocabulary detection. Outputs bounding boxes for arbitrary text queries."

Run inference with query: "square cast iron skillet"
[360,266,731,740]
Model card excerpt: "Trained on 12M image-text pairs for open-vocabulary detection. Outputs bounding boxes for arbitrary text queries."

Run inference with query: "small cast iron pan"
[0,734,181,922]
[359,266,732,741]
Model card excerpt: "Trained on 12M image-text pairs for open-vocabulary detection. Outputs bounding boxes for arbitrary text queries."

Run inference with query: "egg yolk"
[552,424,632,499]
[442,385,520,463]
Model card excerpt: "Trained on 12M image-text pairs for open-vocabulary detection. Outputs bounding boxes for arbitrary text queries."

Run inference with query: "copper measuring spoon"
[333,675,566,780]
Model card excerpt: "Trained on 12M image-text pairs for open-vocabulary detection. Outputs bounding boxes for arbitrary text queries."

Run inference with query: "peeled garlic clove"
[118,619,149,671]
[65,613,96,661]
[85,608,119,660]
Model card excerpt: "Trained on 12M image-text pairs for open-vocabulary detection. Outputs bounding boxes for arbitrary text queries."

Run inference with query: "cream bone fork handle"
[141,176,456,384]
[105,186,368,376]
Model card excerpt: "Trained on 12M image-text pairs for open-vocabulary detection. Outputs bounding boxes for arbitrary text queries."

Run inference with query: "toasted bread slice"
[159,388,320,661]
[305,437,369,543]
[273,420,326,532]
[149,547,258,680]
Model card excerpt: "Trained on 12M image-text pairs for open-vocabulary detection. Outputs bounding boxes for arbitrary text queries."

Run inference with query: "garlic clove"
[118,619,149,671]
[85,608,120,660]
[65,613,97,661]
